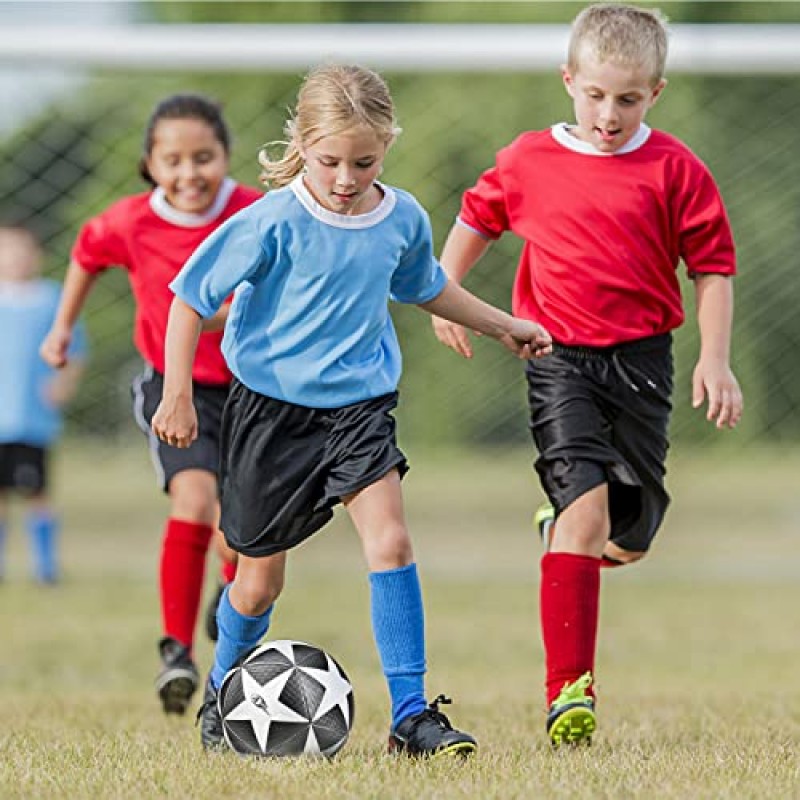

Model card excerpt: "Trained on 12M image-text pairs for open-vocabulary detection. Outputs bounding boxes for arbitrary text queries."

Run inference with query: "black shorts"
[526,333,673,553]
[219,380,408,557]
[0,443,48,495]
[132,364,229,492]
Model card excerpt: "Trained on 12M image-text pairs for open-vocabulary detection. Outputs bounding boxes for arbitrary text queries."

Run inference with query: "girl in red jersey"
[40,94,262,716]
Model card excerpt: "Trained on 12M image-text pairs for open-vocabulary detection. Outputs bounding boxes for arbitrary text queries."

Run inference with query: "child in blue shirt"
[152,64,552,756]
[0,226,86,583]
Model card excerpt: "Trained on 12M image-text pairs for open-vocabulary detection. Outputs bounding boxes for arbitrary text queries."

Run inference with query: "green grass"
[1,443,799,799]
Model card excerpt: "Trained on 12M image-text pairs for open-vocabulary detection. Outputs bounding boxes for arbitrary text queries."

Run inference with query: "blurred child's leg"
[25,497,59,584]
[346,471,476,757]
[203,528,238,642]
[162,469,218,650]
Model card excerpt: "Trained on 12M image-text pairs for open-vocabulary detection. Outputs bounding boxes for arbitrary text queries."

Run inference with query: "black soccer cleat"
[155,636,199,715]
[204,582,226,642]
[196,675,226,751]
[388,695,477,758]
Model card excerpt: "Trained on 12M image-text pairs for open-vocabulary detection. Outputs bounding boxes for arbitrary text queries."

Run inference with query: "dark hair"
[138,93,231,186]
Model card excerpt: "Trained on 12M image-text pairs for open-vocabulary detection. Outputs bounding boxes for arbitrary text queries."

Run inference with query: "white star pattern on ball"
[224,663,308,753]
[303,653,353,726]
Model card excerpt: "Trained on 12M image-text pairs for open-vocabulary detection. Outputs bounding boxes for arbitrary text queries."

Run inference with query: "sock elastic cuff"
[165,518,214,547]
[368,562,417,585]
[542,552,602,571]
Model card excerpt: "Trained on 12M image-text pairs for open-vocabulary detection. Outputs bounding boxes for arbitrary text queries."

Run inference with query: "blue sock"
[370,563,427,729]
[26,509,59,583]
[210,585,273,689]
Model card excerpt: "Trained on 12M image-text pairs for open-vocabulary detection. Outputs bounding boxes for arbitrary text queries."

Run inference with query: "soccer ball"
[218,639,355,758]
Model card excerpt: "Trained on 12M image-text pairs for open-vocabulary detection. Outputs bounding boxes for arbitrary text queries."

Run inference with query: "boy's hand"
[501,318,553,359]
[152,395,198,449]
[40,326,72,369]
[692,358,743,429]
[432,316,479,359]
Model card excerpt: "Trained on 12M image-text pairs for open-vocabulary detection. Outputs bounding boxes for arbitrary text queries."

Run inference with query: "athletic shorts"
[0,443,48,495]
[525,333,673,553]
[219,380,408,557]
[132,364,229,492]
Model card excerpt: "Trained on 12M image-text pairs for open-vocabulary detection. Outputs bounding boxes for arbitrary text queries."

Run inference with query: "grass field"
[1,442,799,799]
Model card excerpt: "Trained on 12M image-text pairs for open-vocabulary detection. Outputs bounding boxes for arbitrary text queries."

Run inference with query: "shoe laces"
[551,672,593,710]
[414,694,455,731]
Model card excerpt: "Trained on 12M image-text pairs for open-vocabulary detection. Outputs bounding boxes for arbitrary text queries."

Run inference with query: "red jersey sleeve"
[71,201,130,273]
[677,158,736,278]
[458,160,510,240]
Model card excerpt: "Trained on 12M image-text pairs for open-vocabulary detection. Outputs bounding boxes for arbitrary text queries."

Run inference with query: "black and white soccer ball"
[218,639,355,758]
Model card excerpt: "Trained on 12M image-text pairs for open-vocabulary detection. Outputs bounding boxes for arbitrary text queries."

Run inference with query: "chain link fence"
[2,44,799,451]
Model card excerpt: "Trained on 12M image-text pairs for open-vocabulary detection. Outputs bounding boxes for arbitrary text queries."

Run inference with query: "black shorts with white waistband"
[219,380,408,557]
[525,333,673,553]
[132,364,229,492]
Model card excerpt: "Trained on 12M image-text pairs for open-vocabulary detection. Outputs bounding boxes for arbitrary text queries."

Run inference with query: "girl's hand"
[432,316,480,359]
[152,395,198,448]
[692,358,743,429]
[40,326,72,369]
[501,318,553,359]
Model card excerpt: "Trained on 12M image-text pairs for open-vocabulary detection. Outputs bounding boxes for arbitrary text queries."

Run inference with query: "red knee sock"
[159,518,214,650]
[540,552,602,705]
[220,558,237,584]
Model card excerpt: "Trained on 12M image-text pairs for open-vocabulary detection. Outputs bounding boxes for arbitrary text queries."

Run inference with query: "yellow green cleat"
[546,672,596,747]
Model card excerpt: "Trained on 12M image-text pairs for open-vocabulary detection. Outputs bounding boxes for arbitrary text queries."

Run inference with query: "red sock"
[159,518,213,650]
[540,552,601,705]
[220,558,237,584]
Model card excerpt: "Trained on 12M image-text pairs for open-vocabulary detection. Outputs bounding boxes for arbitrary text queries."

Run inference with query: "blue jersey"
[171,177,447,408]
[0,280,87,446]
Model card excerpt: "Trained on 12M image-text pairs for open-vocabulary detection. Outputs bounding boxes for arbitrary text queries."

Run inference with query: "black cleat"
[197,676,226,751]
[388,695,477,758]
[204,582,226,643]
[155,636,199,715]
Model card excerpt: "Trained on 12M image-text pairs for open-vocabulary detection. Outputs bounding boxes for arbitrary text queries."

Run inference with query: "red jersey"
[458,125,736,347]
[73,179,262,384]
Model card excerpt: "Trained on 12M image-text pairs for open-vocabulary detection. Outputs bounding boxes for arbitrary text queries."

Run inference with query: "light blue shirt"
[0,280,87,446]
[171,177,447,408]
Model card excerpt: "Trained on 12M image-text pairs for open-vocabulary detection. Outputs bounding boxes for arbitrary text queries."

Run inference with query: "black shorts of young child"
[219,380,408,557]
[132,364,229,492]
[0,443,48,495]
[526,333,673,554]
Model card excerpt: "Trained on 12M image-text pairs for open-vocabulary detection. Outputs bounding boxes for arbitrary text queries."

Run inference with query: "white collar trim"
[551,123,651,156]
[290,174,396,229]
[149,177,236,227]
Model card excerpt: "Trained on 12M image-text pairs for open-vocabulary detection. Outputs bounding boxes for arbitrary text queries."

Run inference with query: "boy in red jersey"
[432,3,743,746]
[40,94,262,716]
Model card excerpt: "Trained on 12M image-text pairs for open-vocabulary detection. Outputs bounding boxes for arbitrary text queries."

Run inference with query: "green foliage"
[1,8,797,444]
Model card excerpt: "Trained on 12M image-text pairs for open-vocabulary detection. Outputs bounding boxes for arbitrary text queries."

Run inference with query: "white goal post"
[0,23,799,73]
